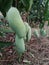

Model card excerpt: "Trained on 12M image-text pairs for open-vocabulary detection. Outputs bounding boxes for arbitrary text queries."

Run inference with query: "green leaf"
[29,0,33,11]
[0,0,13,16]
[39,22,44,29]
[20,0,33,12]
[40,29,47,36]
[0,42,12,49]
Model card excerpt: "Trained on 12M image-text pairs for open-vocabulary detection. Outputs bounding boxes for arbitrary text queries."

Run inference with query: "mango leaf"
[0,42,12,49]
[21,0,33,11]
[28,0,33,11]
[0,0,13,16]
[44,0,49,21]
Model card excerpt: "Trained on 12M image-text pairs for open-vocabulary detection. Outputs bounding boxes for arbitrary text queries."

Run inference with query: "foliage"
[29,0,49,28]
[40,29,47,36]
[17,0,33,12]
[0,0,49,28]
[16,0,49,28]
[0,0,13,17]
[0,19,14,48]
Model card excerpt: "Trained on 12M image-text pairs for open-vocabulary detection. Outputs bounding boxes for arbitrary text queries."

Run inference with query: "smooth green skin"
[24,22,29,34]
[6,7,26,38]
[24,22,31,41]
[14,35,25,54]
[24,22,29,40]
[27,25,31,41]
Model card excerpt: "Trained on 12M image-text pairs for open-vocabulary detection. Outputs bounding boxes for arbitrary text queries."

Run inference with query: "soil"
[0,27,49,65]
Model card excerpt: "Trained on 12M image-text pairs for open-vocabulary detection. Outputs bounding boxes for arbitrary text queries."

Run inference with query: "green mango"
[27,25,31,41]
[24,22,31,41]
[6,7,26,38]
[14,35,25,54]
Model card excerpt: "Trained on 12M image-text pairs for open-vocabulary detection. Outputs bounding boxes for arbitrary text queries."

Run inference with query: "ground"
[0,25,49,65]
